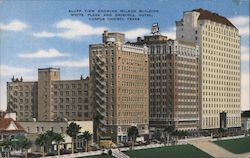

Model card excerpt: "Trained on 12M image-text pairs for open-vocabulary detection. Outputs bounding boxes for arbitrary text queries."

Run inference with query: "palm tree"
[80,131,92,152]
[45,130,57,152]
[66,122,81,154]
[53,133,65,156]
[2,138,12,158]
[163,125,174,146]
[127,126,139,150]
[35,133,49,157]
[15,135,32,158]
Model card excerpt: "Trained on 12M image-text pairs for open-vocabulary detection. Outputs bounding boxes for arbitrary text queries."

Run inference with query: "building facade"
[90,31,149,143]
[7,79,38,121]
[18,121,93,153]
[134,33,199,131]
[176,8,241,130]
[7,68,91,122]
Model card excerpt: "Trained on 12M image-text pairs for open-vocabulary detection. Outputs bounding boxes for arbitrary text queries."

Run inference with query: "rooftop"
[192,8,236,29]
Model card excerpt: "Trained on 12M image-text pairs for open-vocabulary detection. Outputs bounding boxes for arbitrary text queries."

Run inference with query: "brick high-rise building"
[176,8,241,130]
[7,68,91,122]
[90,31,149,142]
[134,31,199,131]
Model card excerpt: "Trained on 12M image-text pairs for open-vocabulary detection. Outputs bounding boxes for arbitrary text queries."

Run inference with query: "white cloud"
[0,20,29,31]
[0,65,33,77]
[241,72,249,110]
[123,26,176,40]
[229,16,249,36]
[162,26,176,39]
[124,28,149,40]
[241,46,249,62]
[18,48,70,59]
[33,19,107,39]
[33,31,56,38]
[51,58,89,68]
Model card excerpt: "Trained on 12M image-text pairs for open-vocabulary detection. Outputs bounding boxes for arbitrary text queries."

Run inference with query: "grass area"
[125,144,214,158]
[214,137,250,154]
[82,155,115,158]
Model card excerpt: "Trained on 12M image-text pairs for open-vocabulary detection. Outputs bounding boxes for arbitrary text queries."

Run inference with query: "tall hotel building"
[176,9,241,130]
[134,32,199,131]
[89,31,149,142]
[7,68,91,122]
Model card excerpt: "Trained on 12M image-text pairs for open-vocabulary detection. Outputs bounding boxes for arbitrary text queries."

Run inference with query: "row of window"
[202,36,239,48]
[53,111,89,118]
[53,83,88,89]
[202,80,240,86]
[203,109,240,114]
[53,90,88,96]
[202,116,240,128]
[204,23,238,37]
[53,104,89,110]
[9,85,36,91]
[53,97,88,103]
[203,98,240,102]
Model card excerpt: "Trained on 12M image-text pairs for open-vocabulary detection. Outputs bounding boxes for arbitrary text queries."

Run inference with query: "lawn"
[82,155,115,158]
[125,144,214,158]
[214,137,250,154]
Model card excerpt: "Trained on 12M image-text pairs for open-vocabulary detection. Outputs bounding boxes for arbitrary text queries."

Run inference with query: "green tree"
[2,138,12,158]
[163,125,174,146]
[66,122,81,154]
[127,126,139,150]
[80,131,92,152]
[53,133,65,156]
[15,135,32,158]
[35,133,49,157]
[45,130,57,152]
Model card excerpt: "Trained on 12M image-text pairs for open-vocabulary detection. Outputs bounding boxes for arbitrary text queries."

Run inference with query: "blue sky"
[0,0,249,110]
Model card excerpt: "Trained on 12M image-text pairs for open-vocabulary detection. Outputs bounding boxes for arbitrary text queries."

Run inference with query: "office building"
[90,31,149,142]
[176,8,241,130]
[134,29,199,131]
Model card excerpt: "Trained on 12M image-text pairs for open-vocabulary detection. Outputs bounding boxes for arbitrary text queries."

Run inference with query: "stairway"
[112,149,130,158]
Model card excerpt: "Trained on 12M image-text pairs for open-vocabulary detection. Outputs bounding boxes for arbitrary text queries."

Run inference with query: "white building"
[18,121,93,153]
[176,8,241,130]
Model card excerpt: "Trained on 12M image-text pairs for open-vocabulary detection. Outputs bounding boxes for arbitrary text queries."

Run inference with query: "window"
[78,98,82,103]
[78,105,82,110]
[84,105,88,110]
[78,112,82,117]
[84,112,89,117]
[36,127,39,133]
[84,98,88,103]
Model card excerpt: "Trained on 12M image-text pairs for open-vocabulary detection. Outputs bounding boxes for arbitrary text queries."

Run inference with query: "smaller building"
[0,113,26,153]
[18,121,93,153]
[241,111,250,131]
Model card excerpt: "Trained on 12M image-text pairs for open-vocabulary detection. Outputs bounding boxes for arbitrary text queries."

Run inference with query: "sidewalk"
[188,138,250,158]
